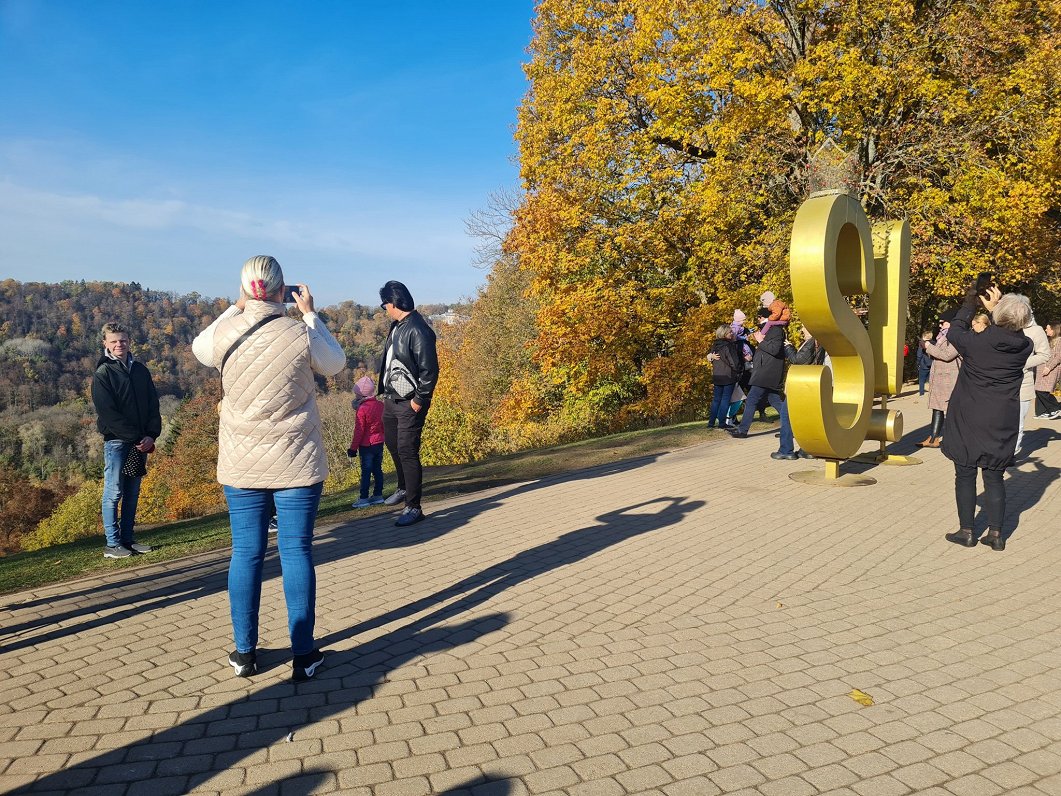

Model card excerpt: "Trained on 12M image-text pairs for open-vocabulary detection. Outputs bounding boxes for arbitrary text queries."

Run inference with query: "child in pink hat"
[349,376,386,507]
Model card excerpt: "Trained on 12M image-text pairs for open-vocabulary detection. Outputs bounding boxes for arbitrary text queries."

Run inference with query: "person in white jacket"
[1011,295,1050,454]
[192,255,346,682]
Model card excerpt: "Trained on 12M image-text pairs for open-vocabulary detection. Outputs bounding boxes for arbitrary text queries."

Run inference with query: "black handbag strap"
[220,315,282,376]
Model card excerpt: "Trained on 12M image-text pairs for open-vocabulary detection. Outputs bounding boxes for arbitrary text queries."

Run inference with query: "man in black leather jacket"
[377,281,439,526]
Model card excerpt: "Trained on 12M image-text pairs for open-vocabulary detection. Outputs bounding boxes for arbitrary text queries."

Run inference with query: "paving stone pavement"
[1,392,1060,796]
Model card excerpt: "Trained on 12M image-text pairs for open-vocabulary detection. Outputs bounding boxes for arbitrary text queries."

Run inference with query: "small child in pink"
[348,376,386,507]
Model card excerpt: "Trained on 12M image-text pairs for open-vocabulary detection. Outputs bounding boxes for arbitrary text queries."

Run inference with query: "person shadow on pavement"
[331,496,706,644]
[1,455,665,655]
[16,495,702,794]
[994,454,1060,544]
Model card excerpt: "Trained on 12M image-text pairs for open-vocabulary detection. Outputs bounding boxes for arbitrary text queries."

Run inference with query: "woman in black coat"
[706,325,743,429]
[942,284,1033,551]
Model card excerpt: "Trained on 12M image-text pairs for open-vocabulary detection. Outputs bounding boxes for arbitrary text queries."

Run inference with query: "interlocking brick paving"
[1,392,1059,795]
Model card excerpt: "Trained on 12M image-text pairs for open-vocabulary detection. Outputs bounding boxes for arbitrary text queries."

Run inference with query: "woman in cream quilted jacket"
[193,255,346,682]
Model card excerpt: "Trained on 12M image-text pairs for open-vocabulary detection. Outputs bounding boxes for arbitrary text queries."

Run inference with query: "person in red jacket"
[348,376,386,507]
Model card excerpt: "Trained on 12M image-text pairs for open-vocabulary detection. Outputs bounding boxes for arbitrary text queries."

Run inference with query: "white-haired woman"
[192,256,346,680]
[941,285,1032,551]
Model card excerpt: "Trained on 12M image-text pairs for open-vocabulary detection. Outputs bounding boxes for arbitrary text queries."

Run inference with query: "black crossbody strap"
[219,315,282,376]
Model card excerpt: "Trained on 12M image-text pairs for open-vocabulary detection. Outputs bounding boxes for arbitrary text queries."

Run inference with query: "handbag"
[121,445,147,478]
[387,360,417,400]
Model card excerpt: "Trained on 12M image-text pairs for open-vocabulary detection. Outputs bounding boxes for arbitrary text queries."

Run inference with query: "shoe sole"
[103,552,131,559]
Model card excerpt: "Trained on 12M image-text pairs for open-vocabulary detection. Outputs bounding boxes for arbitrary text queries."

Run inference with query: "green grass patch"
[0,420,732,597]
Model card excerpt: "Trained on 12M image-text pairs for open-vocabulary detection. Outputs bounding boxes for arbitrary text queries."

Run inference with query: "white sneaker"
[268,517,278,533]
[383,489,407,506]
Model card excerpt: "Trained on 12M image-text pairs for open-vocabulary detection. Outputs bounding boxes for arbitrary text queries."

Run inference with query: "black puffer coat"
[710,339,743,385]
[748,325,788,390]
[942,298,1032,470]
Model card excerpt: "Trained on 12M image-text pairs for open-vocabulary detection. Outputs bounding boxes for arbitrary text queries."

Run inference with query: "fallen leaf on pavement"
[849,689,874,706]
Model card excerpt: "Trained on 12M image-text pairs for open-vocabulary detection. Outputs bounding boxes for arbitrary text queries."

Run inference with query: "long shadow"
[994,438,1060,543]
[241,768,334,795]
[14,612,510,794]
[15,495,702,793]
[331,496,705,644]
[240,767,517,796]
[0,455,662,655]
[437,775,516,795]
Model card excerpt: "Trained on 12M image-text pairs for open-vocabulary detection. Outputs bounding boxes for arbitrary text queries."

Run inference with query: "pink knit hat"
[355,376,376,397]
[733,309,746,325]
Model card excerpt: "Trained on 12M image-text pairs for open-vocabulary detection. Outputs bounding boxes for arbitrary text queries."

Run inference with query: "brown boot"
[917,436,934,447]
[930,436,942,448]
[980,529,1005,551]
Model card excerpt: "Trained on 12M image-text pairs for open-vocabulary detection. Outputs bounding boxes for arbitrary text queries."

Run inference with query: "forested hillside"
[0,278,461,553]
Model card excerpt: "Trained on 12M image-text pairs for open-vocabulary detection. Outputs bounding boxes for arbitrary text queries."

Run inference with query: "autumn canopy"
[453,0,1060,447]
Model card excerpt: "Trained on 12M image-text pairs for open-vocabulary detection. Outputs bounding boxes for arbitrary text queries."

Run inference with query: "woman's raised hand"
[292,284,315,315]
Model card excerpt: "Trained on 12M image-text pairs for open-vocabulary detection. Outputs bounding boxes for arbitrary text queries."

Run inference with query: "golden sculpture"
[787,191,910,481]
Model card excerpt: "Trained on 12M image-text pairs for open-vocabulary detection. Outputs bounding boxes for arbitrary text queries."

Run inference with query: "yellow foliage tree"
[510,0,1061,425]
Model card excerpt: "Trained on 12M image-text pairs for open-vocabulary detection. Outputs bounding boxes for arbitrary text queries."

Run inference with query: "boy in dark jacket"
[729,308,797,459]
[91,322,162,558]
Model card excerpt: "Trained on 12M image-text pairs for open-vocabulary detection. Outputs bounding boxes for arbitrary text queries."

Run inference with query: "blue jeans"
[737,386,794,454]
[223,482,323,655]
[708,383,735,427]
[918,368,930,395]
[102,439,142,548]
[359,443,384,499]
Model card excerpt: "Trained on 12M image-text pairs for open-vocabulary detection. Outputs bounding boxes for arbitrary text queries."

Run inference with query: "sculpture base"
[851,452,922,466]
[789,469,877,487]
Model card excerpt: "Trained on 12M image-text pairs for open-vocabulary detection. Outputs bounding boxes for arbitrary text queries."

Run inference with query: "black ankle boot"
[980,528,1005,551]
[945,528,976,547]
[930,410,945,443]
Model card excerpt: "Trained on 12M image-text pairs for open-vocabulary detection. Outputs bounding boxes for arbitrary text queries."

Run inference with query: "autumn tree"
[509,0,1061,426]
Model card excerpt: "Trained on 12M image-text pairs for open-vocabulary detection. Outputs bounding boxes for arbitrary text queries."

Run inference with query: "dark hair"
[379,281,415,312]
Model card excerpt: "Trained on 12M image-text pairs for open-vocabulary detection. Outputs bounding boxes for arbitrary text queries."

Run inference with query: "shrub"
[22,479,103,550]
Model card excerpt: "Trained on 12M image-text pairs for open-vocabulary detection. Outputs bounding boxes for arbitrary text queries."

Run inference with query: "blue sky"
[0,1,533,306]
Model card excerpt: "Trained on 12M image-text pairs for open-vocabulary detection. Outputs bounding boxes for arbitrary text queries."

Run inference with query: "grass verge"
[0,420,739,597]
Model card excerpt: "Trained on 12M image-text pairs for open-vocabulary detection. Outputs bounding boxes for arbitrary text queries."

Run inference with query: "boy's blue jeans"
[102,439,142,548]
[359,443,384,499]
[918,368,930,395]
[223,482,323,656]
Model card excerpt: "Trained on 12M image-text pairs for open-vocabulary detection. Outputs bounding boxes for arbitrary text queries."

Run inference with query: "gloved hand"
[346,448,355,458]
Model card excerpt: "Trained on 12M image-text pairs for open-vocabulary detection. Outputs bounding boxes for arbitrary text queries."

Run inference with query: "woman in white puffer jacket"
[193,255,346,683]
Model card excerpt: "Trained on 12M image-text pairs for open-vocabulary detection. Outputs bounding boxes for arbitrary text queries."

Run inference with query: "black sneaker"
[292,649,324,682]
[228,650,257,678]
